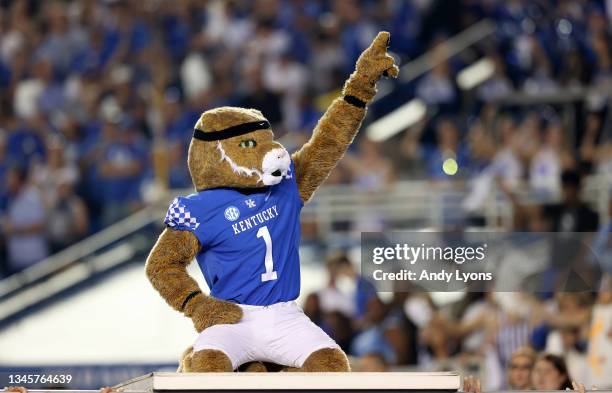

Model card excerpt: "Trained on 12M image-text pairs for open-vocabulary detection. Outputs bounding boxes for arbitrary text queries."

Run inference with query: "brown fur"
[177,346,194,372]
[342,31,399,103]
[145,229,242,332]
[145,31,397,373]
[292,31,399,202]
[299,348,351,372]
[183,349,233,372]
[188,108,284,191]
[291,99,365,202]
[179,347,266,372]
[145,229,201,312]
[184,291,243,332]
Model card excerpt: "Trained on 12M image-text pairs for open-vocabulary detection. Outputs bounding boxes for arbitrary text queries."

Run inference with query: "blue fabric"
[531,324,550,351]
[591,222,612,273]
[97,141,147,203]
[129,21,152,54]
[6,128,46,164]
[355,277,378,319]
[0,61,11,87]
[350,326,396,364]
[99,29,121,67]
[163,15,191,60]
[38,84,66,115]
[165,162,303,306]
[166,110,200,144]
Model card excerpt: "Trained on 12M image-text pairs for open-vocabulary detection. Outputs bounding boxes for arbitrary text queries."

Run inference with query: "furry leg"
[182,349,233,372]
[177,346,194,372]
[298,348,351,372]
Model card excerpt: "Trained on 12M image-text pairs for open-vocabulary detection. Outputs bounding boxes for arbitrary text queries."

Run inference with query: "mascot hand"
[184,294,243,332]
[343,31,399,103]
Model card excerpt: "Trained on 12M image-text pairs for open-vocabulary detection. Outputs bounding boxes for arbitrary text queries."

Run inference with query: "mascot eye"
[239,139,257,148]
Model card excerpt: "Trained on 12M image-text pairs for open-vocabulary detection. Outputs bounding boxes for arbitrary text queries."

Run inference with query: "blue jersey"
[164,163,303,306]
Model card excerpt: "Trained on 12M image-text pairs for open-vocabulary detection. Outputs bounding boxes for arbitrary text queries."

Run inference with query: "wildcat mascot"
[146,32,398,372]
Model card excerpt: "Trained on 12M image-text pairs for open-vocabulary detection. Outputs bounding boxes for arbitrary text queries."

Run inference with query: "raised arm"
[145,228,242,332]
[292,31,399,203]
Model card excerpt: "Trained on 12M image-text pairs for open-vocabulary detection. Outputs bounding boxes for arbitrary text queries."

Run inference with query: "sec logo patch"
[224,206,240,221]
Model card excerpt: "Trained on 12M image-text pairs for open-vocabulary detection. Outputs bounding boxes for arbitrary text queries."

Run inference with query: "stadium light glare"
[442,158,458,175]
[456,57,495,90]
[366,99,427,142]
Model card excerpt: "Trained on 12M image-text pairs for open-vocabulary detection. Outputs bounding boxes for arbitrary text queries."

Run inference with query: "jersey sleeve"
[164,196,206,245]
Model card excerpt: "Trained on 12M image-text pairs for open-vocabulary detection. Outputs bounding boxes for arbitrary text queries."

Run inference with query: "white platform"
[114,372,461,392]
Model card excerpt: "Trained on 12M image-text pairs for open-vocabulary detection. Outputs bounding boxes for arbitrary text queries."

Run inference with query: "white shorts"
[193,301,340,370]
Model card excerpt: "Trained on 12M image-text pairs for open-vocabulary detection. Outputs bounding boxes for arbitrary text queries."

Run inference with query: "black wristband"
[344,95,367,108]
[181,290,202,311]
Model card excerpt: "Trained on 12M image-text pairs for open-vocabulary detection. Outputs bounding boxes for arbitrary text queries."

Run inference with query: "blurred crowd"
[0,0,610,276]
[0,0,610,387]
[306,251,612,389]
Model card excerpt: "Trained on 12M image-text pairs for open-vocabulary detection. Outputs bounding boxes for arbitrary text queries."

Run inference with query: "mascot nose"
[261,147,291,186]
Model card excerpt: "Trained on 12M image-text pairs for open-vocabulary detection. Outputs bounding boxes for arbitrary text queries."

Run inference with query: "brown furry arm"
[145,229,201,310]
[145,228,242,332]
[292,32,398,203]
[292,99,366,203]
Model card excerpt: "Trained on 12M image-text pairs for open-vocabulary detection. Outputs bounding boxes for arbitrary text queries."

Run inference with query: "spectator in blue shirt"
[2,165,48,275]
[326,251,379,321]
[94,117,147,226]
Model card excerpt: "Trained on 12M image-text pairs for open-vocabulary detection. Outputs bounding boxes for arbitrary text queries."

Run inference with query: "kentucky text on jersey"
[232,205,279,235]
[164,163,303,306]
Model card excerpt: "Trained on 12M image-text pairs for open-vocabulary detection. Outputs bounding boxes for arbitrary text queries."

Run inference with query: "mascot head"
[188,107,291,191]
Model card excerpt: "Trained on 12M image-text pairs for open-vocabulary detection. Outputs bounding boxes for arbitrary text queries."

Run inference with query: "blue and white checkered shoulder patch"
[164,197,200,230]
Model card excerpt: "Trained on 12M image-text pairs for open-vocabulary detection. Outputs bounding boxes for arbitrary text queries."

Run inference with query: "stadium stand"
[0,0,610,391]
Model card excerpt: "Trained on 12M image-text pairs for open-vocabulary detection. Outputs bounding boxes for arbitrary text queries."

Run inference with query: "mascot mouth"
[261,147,291,186]
[216,142,290,186]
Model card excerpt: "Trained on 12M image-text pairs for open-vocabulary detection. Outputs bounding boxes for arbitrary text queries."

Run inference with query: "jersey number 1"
[257,226,278,282]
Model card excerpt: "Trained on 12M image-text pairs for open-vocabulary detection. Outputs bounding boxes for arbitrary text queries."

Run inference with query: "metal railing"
[0,204,164,300]
[0,199,170,324]
[2,174,609,294]
[302,180,507,235]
